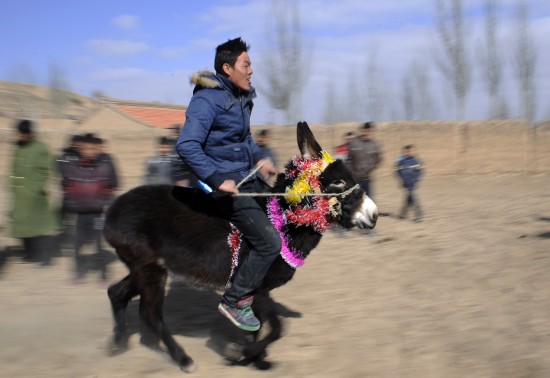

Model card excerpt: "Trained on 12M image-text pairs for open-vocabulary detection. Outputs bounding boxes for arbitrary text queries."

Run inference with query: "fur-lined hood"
[190,71,220,89]
[189,70,256,99]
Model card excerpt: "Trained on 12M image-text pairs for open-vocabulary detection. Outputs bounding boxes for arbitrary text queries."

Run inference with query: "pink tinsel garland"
[267,197,305,268]
[227,155,335,271]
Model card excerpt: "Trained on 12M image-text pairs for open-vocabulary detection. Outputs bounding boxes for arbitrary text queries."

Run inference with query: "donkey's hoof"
[253,358,274,370]
[180,359,197,373]
[225,342,245,361]
[106,338,128,357]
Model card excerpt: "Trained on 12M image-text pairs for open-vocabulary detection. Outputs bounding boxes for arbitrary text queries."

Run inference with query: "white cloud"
[113,14,140,31]
[89,39,149,57]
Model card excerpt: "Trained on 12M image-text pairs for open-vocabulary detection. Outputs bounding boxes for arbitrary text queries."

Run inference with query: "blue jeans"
[220,179,282,306]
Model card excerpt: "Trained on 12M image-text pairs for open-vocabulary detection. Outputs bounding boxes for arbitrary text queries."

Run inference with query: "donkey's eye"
[331,179,346,189]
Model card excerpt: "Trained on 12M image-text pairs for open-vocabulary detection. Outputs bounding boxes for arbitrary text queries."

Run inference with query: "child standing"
[395,144,423,222]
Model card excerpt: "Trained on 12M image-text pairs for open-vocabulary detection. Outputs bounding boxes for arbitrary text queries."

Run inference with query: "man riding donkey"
[176,37,280,331]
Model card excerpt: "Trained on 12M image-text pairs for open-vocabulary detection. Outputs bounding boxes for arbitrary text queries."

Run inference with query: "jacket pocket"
[210,143,250,172]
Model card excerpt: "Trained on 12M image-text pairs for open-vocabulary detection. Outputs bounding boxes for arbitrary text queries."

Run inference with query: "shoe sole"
[217,303,261,332]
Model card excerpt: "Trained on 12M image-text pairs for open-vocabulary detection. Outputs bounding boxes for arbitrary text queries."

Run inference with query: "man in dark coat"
[347,122,383,199]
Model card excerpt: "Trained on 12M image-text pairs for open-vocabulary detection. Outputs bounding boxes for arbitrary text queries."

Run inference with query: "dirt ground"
[1,172,549,378]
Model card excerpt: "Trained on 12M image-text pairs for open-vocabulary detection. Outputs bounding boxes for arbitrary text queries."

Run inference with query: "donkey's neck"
[267,196,325,269]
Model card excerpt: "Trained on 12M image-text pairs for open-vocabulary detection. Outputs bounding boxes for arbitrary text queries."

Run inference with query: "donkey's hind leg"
[135,263,196,373]
[107,273,137,355]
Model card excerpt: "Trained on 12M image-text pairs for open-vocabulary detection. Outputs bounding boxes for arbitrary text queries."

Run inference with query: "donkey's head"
[276,121,378,230]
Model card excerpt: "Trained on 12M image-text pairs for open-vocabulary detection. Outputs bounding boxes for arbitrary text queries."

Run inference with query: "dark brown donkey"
[104,121,378,372]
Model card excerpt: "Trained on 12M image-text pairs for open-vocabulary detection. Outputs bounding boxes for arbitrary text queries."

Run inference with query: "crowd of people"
[5,119,424,275]
[7,121,121,284]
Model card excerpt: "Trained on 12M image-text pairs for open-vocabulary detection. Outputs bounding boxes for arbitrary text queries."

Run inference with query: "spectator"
[9,119,60,266]
[255,129,278,179]
[395,144,424,222]
[346,122,383,199]
[144,136,175,185]
[163,125,199,187]
[60,135,118,283]
[56,134,83,252]
[333,131,354,162]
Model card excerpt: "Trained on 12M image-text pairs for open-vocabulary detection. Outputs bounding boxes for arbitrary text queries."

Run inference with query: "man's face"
[80,142,99,161]
[361,128,373,140]
[16,131,31,143]
[225,52,253,91]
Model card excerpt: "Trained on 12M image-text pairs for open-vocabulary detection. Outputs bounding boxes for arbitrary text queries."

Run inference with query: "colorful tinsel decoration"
[285,196,332,233]
[226,224,242,288]
[267,197,305,268]
[226,150,336,271]
[285,151,335,204]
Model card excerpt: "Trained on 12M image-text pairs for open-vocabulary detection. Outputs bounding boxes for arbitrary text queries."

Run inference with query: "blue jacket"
[176,71,266,189]
[395,156,423,190]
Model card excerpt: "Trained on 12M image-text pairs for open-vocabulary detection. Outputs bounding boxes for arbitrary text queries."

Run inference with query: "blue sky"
[1,0,549,124]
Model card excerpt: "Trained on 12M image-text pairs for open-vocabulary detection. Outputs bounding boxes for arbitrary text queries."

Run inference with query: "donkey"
[104,121,378,372]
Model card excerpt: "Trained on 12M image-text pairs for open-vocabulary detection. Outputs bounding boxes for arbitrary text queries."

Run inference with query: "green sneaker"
[218,297,260,332]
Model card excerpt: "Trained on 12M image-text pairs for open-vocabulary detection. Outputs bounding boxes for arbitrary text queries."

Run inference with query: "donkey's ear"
[297,121,323,158]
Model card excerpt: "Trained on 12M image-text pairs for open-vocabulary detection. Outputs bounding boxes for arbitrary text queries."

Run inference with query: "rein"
[234,184,360,198]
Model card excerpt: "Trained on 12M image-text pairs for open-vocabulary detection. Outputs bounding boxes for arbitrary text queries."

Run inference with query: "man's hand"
[218,180,239,195]
[258,159,278,178]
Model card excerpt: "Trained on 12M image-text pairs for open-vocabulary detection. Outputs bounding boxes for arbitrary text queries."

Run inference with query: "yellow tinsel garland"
[285,151,335,204]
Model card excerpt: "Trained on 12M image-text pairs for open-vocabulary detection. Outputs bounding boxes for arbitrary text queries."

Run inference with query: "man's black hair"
[258,129,269,137]
[71,134,84,143]
[16,119,33,134]
[214,37,249,77]
[362,122,374,130]
[404,144,415,150]
[345,131,354,137]
[81,135,100,145]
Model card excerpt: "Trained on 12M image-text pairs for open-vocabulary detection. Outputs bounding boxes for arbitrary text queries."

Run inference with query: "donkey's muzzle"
[353,195,378,229]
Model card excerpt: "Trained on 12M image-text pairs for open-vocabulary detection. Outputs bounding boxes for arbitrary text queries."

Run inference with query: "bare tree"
[511,1,538,173]
[433,0,471,120]
[363,50,389,121]
[258,0,310,124]
[477,0,507,119]
[401,59,436,120]
[511,1,537,125]
[49,63,71,119]
[401,73,415,120]
[323,80,340,125]
[345,69,364,122]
